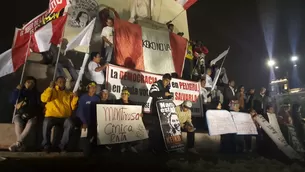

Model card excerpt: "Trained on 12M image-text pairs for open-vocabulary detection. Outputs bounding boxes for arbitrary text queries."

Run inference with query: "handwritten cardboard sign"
[231,112,258,135]
[255,115,303,161]
[206,110,237,136]
[96,104,148,145]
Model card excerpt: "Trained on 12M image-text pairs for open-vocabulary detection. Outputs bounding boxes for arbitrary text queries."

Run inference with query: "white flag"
[210,47,230,66]
[65,18,96,52]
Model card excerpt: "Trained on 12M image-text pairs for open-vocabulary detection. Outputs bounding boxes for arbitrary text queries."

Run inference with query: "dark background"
[1,0,305,89]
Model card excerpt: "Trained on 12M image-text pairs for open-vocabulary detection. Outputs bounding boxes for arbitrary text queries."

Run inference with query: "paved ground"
[0,150,303,171]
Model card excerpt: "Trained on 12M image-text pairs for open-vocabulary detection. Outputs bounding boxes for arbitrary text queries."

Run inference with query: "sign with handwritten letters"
[156,99,184,151]
[106,64,202,116]
[255,115,304,161]
[231,112,258,135]
[96,104,148,145]
[287,125,305,153]
[206,110,237,136]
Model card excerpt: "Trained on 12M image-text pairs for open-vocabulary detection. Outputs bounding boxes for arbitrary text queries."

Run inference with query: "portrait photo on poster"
[166,112,181,137]
[68,0,98,28]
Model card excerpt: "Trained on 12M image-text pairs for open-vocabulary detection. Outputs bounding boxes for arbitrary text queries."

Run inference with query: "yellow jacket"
[41,86,78,118]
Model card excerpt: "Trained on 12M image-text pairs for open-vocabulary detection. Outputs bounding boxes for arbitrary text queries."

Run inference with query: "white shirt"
[267,112,282,134]
[229,86,235,96]
[88,61,105,84]
[205,74,213,88]
[200,87,209,103]
[101,26,114,47]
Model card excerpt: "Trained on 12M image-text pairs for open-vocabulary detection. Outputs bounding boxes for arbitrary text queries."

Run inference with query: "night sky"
[2,0,305,90]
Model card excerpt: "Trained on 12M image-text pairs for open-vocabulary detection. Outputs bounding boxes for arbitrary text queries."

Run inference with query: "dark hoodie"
[148,80,172,115]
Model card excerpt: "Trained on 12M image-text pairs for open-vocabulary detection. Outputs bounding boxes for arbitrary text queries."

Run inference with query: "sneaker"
[42,145,51,153]
[128,146,138,153]
[105,146,112,151]
[176,148,185,154]
[188,148,199,154]
[8,142,22,152]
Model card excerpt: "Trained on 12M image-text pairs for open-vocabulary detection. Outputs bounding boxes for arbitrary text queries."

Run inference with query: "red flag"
[175,0,197,10]
[114,18,187,76]
[0,29,31,77]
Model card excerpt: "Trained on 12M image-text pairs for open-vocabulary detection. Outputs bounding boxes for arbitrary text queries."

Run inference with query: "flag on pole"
[65,18,96,52]
[175,0,198,10]
[210,47,230,66]
[0,29,31,78]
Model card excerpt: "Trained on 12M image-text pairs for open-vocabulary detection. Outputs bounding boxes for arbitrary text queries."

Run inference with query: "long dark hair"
[75,11,89,26]
[291,103,305,146]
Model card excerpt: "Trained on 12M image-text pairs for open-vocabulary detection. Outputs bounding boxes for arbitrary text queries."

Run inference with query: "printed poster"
[96,104,148,145]
[156,99,184,151]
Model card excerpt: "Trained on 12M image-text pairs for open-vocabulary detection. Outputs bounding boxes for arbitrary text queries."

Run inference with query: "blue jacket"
[76,94,100,126]
[10,87,41,115]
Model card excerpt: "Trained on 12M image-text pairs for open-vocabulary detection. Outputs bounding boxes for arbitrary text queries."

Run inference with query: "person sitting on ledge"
[40,76,79,153]
[175,100,199,154]
[9,76,41,152]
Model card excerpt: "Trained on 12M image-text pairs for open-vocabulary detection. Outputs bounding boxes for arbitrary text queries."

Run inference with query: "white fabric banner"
[106,64,202,116]
[141,27,176,74]
[255,115,304,161]
[206,110,237,136]
[231,112,258,135]
[96,104,148,145]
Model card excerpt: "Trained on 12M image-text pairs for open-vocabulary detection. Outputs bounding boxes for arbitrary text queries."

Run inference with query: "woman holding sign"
[115,87,143,153]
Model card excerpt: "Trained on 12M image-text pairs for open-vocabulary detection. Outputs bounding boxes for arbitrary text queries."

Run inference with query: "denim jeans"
[13,115,36,143]
[181,128,195,148]
[56,62,78,81]
[42,117,74,150]
[104,46,113,63]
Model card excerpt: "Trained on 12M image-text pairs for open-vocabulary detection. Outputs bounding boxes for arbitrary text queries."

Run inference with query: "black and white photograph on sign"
[156,99,184,151]
[67,0,98,28]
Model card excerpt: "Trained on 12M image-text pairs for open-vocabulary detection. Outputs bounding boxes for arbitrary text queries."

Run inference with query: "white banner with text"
[106,64,202,116]
[96,104,148,145]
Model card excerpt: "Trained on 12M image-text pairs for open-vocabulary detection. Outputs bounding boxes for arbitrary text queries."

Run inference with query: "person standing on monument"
[148,73,173,154]
[101,18,114,63]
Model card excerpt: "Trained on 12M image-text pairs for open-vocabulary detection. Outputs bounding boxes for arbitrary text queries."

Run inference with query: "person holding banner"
[148,73,173,154]
[175,100,198,154]
[101,18,114,63]
[115,87,142,153]
[76,81,100,157]
[87,52,108,94]
[9,76,42,152]
[40,76,79,153]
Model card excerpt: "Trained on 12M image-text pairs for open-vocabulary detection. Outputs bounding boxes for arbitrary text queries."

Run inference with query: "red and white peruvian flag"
[0,29,31,78]
[30,14,67,52]
[175,0,197,10]
[114,18,187,76]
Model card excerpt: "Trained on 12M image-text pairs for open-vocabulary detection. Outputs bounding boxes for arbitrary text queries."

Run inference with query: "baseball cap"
[183,100,192,108]
[101,89,108,93]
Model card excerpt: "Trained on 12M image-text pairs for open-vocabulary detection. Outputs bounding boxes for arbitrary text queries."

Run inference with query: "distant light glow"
[267,59,276,67]
[275,66,279,69]
[291,56,298,61]
[294,64,297,67]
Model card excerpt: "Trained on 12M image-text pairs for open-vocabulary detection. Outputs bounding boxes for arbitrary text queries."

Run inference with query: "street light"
[291,56,298,61]
[267,59,276,67]
[275,66,279,69]
[294,64,297,67]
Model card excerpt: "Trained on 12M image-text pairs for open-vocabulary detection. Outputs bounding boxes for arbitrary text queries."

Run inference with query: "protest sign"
[96,104,148,145]
[106,64,202,116]
[156,99,184,151]
[287,125,305,153]
[231,112,258,135]
[255,115,303,161]
[206,110,237,136]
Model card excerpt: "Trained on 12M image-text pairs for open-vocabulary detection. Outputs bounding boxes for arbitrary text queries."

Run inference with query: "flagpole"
[211,47,230,91]
[167,9,185,24]
[12,31,32,123]
[52,10,69,81]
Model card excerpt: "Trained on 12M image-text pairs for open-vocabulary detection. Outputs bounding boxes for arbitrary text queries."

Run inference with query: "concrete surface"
[0,123,221,152]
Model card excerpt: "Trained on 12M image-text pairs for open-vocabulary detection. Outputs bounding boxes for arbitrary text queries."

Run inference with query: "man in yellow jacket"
[41,76,79,152]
